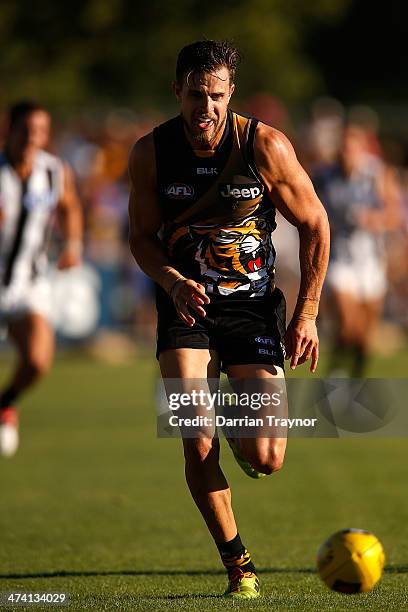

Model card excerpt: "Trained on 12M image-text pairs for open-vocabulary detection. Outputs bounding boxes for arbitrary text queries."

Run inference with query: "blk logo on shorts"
[258,348,277,356]
[165,183,195,199]
[219,184,262,200]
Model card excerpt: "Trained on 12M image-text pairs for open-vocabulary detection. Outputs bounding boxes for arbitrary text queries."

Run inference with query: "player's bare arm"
[128,134,210,327]
[56,163,83,269]
[254,125,330,372]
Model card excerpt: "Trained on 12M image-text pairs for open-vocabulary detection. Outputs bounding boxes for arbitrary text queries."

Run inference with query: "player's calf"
[29,351,54,377]
[183,437,222,490]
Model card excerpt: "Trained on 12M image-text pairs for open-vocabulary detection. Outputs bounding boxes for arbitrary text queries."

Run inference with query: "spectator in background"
[313,124,402,377]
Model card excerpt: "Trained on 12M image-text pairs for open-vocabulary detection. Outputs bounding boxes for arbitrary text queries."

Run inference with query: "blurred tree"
[0,0,351,113]
[306,0,408,103]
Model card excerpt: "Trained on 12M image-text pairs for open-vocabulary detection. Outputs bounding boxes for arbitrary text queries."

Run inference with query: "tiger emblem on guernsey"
[167,217,275,296]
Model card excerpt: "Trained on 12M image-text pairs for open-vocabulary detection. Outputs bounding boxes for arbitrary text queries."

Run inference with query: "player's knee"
[251,448,285,475]
[183,437,216,465]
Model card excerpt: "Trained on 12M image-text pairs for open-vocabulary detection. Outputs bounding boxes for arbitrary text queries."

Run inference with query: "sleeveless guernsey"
[153,110,276,298]
[313,155,385,264]
[0,150,64,296]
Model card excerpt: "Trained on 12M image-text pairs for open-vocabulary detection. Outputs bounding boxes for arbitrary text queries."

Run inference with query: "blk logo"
[197,167,218,175]
[258,348,277,356]
[165,183,194,199]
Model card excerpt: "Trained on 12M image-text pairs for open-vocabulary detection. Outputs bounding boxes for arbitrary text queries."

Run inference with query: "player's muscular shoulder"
[253,122,325,227]
[128,131,156,188]
[254,123,299,192]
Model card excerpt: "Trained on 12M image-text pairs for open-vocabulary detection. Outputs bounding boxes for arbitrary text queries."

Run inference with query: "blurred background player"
[313,124,402,377]
[0,100,83,457]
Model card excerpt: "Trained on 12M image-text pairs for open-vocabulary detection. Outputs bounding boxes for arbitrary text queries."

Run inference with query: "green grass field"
[0,353,407,611]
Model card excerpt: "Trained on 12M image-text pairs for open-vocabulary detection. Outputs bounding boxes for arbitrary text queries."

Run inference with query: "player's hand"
[284,317,319,373]
[170,279,210,327]
[57,249,82,270]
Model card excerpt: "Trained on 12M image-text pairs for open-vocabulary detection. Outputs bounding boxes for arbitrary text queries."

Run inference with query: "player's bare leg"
[361,298,383,346]
[0,313,54,457]
[333,290,364,340]
[159,347,238,542]
[350,298,383,377]
[226,363,287,475]
[6,313,55,397]
[329,291,383,377]
[329,291,363,376]
[159,347,260,598]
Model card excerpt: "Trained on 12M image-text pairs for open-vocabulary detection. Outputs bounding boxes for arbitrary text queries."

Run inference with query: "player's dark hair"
[8,100,47,128]
[176,40,240,85]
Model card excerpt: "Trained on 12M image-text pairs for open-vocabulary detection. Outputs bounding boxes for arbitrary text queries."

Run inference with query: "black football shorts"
[156,286,286,371]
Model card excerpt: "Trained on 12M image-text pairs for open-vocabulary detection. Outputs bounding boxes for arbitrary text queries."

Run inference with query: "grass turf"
[0,352,407,611]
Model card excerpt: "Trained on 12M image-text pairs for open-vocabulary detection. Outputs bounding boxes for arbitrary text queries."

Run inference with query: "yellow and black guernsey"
[154,110,277,298]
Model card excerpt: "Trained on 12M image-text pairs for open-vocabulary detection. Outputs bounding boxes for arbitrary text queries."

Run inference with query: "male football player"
[128,41,329,598]
[0,101,83,456]
[313,124,402,377]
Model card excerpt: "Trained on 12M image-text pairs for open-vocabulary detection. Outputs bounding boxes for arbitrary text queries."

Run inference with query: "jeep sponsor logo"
[165,183,194,199]
[255,336,275,346]
[220,184,262,200]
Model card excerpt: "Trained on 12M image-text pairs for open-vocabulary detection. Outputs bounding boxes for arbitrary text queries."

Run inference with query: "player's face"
[8,110,51,160]
[174,67,235,149]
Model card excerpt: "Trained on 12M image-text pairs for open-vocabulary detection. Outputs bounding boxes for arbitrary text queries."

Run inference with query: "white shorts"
[327,230,387,301]
[326,259,387,301]
[0,276,52,325]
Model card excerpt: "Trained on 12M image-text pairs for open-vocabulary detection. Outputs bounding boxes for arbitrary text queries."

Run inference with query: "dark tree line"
[1,0,405,114]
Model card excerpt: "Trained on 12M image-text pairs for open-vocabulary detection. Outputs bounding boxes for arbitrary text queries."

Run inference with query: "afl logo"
[165,183,195,199]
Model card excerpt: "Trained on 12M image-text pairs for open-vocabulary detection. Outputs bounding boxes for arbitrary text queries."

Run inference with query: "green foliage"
[0,0,350,112]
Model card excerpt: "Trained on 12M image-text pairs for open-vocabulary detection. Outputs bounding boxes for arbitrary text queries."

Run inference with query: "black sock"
[0,387,18,410]
[328,339,354,376]
[216,533,256,575]
[351,345,367,378]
